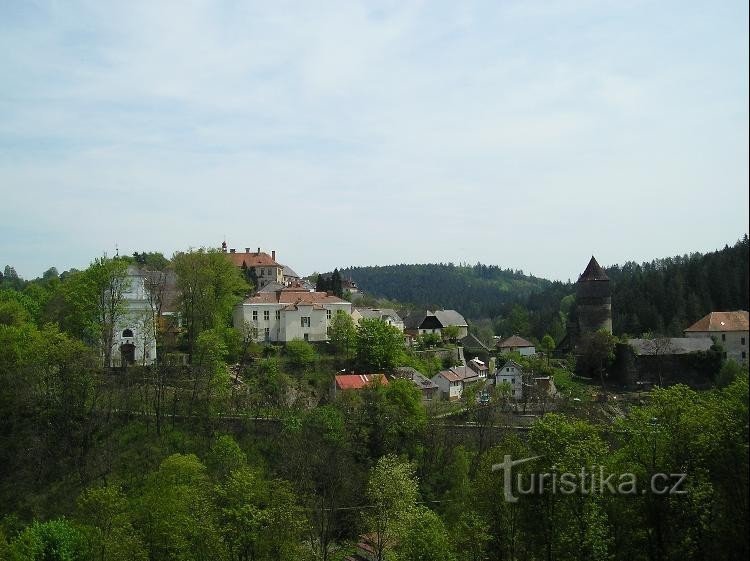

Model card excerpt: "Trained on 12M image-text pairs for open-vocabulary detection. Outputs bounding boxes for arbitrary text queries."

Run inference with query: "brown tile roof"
[497,335,535,349]
[579,256,609,281]
[684,311,749,333]
[243,287,348,306]
[225,250,280,268]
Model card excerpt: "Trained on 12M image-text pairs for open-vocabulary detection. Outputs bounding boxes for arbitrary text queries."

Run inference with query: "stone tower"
[576,256,612,334]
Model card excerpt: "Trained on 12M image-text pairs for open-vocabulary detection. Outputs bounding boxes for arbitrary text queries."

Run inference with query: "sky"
[1,1,748,282]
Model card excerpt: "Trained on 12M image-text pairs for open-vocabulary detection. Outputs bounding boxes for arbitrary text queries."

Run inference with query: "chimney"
[257,247,261,255]
[245,247,250,253]
[221,241,227,252]
[272,250,276,261]
[230,248,236,253]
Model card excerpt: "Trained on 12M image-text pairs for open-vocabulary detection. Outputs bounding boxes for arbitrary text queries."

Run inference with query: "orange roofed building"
[684,310,749,363]
[220,242,285,288]
[233,286,352,343]
[334,374,388,395]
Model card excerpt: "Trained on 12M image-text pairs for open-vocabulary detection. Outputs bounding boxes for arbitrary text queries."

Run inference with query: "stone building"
[576,256,613,335]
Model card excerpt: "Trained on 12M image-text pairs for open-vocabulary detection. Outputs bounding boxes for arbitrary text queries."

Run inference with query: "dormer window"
[122,329,134,338]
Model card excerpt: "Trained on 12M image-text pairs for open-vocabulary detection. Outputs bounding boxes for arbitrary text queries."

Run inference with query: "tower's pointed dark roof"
[578,256,609,281]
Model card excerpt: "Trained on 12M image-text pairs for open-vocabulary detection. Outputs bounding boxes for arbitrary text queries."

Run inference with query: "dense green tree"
[76,485,147,561]
[216,466,304,561]
[394,506,455,561]
[8,518,86,561]
[364,455,419,561]
[172,249,248,361]
[284,339,318,371]
[329,310,357,360]
[135,453,223,561]
[355,318,404,371]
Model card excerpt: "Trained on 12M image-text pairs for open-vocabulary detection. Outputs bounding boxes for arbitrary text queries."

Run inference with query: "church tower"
[576,256,612,334]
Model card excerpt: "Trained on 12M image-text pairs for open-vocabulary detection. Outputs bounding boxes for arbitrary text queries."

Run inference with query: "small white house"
[432,369,464,400]
[494,360,524,399]
[496,335,536,356]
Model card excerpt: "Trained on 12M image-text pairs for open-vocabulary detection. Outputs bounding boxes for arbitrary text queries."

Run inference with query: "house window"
[122,329,134,338]
[264,310,270,321]
[742,337,746,345]
[252,328,259,338]
[722,334,726,342]
[304,333,309,341]
[275,310,281,320]
[743,351,747,359]
[327,309,332,320]
[264,327,270,340]
[301,316,311,328]
[252,311,258,321]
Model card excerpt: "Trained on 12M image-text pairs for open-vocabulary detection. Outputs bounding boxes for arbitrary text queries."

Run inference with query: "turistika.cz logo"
[491,455,687,503]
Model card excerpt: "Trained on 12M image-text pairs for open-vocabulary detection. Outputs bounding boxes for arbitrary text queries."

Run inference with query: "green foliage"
[394,507,455,561]
[215,466,304,561]
[9,518,86,561]
[76,486,147,561]
[136,453,223,561]
[341,263,551,319]
[172,249,248,360]
[355,318,404,371]
[364,455,419,561]
[329,310,357,359]
[284,339,318,370]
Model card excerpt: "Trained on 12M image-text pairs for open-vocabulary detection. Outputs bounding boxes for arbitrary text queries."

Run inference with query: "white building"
[233,286,352,342]
[684,311,749,363]
[110,266,158,367]
[351,307,404,331]
[432,369,464,400]
[494,360,524,399]
[496,335,536,356]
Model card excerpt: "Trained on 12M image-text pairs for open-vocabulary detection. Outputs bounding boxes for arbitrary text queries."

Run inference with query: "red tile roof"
[335,374,388,390]
[243,287,348,306]
[225,250,280,268]
[684,311,749,333]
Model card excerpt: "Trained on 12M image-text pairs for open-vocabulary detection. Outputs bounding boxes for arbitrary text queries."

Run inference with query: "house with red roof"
[233,285,352,343]
[496,334,536,356]
[684,310,749,363]
[334,374,388,396]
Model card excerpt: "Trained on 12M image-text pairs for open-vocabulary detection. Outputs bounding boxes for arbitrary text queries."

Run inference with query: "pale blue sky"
[1,1,747,281]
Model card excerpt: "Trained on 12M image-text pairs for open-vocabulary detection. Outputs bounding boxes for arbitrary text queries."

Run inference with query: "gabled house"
[497,335,536,356]
[221,243,285,288]
[334,374,388,396]
[404,309,469,339]
[393,367,439,401]
[233,286,351,342]
[431,365,483,400]
[684,310,749,363]
[468,357,489,377]
[494,360,524,399]
[352,307,405,331]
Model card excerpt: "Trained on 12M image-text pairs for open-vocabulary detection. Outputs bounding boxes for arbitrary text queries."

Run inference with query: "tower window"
[122,329,134,338]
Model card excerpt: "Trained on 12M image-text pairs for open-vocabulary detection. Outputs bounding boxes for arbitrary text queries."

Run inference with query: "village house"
[494,360,524,399]
[404,309,469,339]
[233,286,351,343]
[431,365,483,400]
[221,243,285,288]
[467,356,489,377]
[351,307,405,331]
[333,374,388,396]
[393,367,439,402]
[496,334,536,356]
[684,310,749,363]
